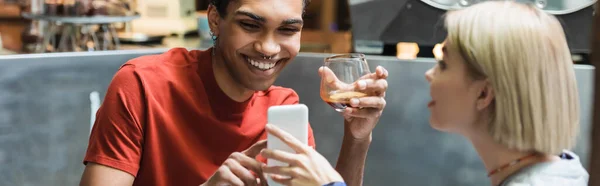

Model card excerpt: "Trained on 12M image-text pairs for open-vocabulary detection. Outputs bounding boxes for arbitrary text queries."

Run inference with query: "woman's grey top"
[500,150,588,186]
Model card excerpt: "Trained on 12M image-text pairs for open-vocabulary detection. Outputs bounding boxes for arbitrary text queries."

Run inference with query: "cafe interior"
[1,0,600,185]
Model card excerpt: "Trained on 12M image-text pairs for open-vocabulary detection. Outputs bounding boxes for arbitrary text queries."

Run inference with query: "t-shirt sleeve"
[280,90,316,149]
[83,64,146,177]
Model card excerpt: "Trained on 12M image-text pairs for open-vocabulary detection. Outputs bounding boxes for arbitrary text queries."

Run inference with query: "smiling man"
[79,0,388,186]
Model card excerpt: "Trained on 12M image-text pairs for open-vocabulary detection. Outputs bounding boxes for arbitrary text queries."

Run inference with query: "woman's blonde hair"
[444,1,580,155]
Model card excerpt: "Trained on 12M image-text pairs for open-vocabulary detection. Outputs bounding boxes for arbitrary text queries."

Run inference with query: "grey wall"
[0,49,594,186]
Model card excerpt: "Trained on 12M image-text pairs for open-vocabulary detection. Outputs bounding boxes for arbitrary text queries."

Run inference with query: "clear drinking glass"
[320,53,371,112]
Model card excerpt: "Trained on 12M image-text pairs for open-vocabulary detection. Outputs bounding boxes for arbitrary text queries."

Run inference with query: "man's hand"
[320,65,389,186]
[261,124,344,186]
[201,140,268,186]
[320,65,389,140]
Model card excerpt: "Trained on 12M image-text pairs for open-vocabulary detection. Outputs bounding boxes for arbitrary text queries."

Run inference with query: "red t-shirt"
[83,48,316,185]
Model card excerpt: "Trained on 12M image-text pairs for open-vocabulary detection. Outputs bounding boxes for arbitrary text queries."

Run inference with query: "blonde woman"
[258,1,589,186]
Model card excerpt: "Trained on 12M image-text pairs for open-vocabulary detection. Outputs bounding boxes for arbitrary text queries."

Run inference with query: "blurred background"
[0,0,355,54]
[0,0,598,185]
[0,0,595,63]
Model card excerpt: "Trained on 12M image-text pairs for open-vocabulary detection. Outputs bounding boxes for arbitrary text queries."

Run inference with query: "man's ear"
[207,5,221,36]
[476,80,495,111]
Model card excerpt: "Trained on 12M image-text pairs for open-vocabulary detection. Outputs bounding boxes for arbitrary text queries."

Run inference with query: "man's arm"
[335,130,372,186]
[325,66,389,186]
[80,163,134,186]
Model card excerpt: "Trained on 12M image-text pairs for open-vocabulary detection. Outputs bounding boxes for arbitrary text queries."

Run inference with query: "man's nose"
[254,36,280,57]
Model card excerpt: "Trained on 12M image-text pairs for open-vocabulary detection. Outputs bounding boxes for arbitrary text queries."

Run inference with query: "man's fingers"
[376,66,389,79]
[257,177,267,186]
[320,66,355,91]
[262,165,298,177]
[343,107,383,119]
[359,66,389,80]
[216,166,245,186]
[265,124,308,153]
[229,152,264,175]
[319,66,340,85]
[370,79,388,95]
[352,79,388,94]
[320,66,389,94]
[243,140,267,157]
[348,97,386,109]
[224,159,259,186]
[269,174,293,186]
[321,75,388,95]
[227,153,270,186]
[260,149,301,166]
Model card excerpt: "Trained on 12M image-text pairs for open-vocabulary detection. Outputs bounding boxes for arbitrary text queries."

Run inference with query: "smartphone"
[266,104,309,185]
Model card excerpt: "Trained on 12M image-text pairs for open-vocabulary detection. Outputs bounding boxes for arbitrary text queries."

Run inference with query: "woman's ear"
[207,5,221,36]
[476,80,495,111]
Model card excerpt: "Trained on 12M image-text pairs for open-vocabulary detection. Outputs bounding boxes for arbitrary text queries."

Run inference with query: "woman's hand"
[260,124,344,186]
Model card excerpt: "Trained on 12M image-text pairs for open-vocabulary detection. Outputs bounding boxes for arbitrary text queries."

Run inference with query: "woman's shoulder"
[501,150,588,186]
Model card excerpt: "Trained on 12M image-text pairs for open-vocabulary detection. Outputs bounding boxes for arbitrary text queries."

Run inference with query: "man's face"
[209,0,304,91]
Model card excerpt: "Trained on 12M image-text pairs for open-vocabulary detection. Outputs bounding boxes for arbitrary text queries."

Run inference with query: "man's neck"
[211,49,255,102]
[466,127,552,186]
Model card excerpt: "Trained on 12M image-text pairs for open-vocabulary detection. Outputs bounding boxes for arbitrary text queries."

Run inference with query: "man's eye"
[279,28,300,33]
[240,22,259,30]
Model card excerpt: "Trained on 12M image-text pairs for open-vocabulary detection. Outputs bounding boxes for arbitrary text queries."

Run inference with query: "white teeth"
[246,56,276,70]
